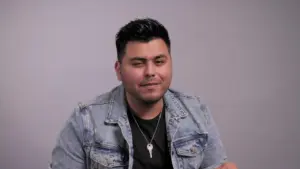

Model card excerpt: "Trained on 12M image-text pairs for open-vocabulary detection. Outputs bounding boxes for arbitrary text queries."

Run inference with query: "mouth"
[140,83,160,87]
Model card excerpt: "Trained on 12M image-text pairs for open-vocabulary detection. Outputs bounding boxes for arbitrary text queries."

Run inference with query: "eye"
[155,59,165,65]
[132,62,144,67]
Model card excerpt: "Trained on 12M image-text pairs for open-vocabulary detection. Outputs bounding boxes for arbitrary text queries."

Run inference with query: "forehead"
[124,38,170,60]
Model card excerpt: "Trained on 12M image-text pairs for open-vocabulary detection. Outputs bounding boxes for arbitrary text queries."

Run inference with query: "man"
[51,18,238,169]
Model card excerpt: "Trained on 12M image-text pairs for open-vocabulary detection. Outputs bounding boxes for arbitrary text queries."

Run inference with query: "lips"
[140,82,160,87]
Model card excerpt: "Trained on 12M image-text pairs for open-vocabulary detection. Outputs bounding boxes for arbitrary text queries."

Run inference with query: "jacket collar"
[104,85,188,124]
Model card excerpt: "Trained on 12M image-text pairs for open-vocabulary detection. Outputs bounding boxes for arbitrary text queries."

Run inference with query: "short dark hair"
[115,18,171,62]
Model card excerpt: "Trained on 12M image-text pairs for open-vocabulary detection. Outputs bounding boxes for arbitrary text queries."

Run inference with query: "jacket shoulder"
[167,88,210,115]
[76,86,120,111]
[167,88,202,102]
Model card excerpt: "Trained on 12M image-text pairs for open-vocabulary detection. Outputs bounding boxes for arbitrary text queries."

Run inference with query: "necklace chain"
[130,111,162,145]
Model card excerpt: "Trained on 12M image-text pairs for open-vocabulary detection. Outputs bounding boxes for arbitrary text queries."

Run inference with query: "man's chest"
[88,114,208,169]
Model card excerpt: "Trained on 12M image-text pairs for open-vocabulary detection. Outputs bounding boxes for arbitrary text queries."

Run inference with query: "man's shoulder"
[77,85,121,109]
[67,85,122,127]
[67,85,121,130]
[167,88,203,103]
[166,88,210,114]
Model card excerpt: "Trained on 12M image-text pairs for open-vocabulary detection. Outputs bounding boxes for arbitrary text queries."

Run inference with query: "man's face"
[115,38,172,104]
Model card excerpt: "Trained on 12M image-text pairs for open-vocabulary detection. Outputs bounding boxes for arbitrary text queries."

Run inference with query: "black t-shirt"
[126,102,173,169]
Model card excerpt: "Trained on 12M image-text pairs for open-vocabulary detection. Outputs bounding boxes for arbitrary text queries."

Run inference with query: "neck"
[125,92,164,120]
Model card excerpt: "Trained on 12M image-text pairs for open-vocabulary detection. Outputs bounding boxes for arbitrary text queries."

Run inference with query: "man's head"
[115,18,172,104]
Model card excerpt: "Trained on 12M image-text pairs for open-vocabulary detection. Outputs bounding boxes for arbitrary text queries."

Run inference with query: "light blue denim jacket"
[51,85,227,169]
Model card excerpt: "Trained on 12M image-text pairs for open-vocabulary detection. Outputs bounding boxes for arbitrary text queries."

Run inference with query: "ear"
[115,61,122,81]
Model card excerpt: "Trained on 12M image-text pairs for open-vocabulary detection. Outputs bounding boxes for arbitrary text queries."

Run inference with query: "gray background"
[0,1,299,169]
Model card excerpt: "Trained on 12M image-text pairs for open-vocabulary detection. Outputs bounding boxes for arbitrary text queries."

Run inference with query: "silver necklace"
[130,111,162,158]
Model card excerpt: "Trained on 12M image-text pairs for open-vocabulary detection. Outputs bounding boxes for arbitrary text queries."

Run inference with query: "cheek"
[158,67,172,81]
[121,69,143,85]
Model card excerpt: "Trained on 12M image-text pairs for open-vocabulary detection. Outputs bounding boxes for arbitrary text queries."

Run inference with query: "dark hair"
[115,18,171,62]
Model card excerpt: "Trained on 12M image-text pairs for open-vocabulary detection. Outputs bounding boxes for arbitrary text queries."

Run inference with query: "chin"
[142,99,162,105]
[140,95,163,104]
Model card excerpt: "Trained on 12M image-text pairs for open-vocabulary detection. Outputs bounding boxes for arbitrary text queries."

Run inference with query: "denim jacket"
[51,85,227,169]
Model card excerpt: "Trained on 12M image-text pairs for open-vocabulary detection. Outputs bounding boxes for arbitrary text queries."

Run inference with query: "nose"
[145,62,155,77]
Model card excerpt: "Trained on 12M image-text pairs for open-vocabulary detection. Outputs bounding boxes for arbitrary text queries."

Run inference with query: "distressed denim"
[50,85,227,169]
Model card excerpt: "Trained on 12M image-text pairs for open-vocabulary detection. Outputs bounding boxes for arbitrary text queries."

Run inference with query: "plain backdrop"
[0,1,299,169]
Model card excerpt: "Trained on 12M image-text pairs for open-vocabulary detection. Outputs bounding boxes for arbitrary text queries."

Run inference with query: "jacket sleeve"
[50,109,86,169]
[200,105,228,169]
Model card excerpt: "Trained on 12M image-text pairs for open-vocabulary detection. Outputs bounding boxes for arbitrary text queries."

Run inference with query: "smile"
[140,83,160,87]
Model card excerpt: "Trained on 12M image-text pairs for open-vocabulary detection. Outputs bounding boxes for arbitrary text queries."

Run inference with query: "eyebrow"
[130,54,167,62]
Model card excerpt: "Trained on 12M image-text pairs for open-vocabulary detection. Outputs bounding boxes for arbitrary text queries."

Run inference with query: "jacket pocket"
[173,133,208,169]
[90,142,129,169]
